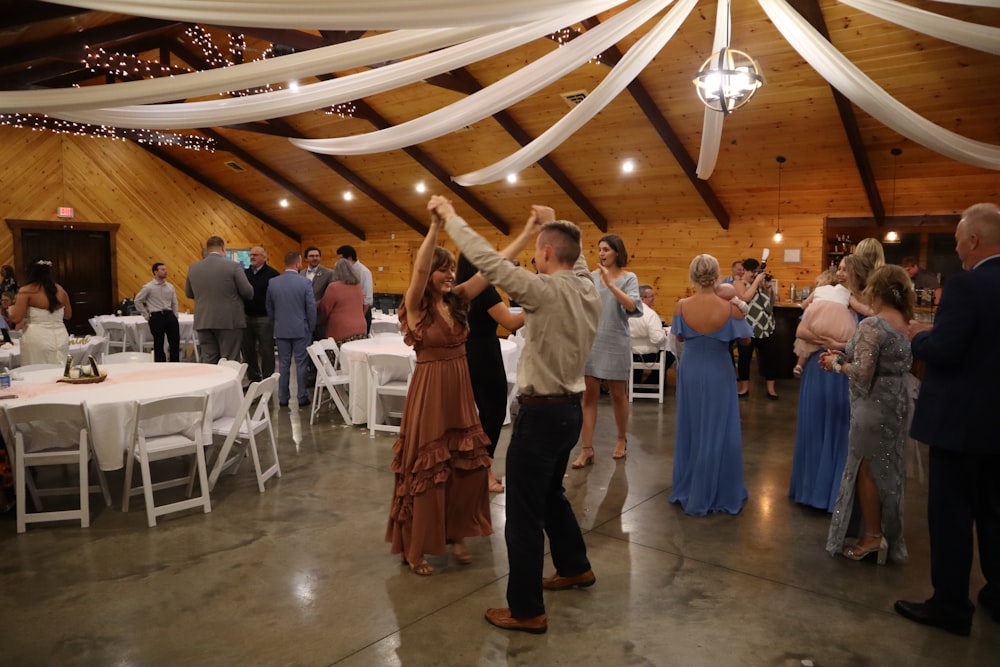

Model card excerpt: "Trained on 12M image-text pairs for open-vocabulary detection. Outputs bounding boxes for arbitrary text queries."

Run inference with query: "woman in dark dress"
[456,255,524,493]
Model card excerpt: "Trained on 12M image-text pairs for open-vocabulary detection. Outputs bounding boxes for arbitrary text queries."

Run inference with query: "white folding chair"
[370,320,400,335]
[104,351,154,364]
[180,325,200,362]
[218,358,248,387]
[207,373,280,493]
[307,342,351,426]
[628,348,667,403]
[3,402,111,533]
[99,319,128,352]
[121,394,211,527]
[88,317,105,337]
[365,352,414,438]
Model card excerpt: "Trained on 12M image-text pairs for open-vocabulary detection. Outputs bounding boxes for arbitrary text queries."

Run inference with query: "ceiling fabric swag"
[695,0,732,180]
[928,0,1000,6]
[291,0,672,157]
[759,0,1000,171]
[454,0,698,187]
[45,0,617,29]
[839,0,1000,55]
[0,27,495,113]
[52,0,627,129]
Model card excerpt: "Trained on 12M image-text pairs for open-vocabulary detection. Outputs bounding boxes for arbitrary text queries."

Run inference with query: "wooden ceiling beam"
[0,17,180,68]
[582,18,730,230]
[350,98,511,235]
[0,1,91,31]
[266,117,427,237]
[137,143,302,243]
[201,127,366,240]
[787,0,885,225]
[447,67,608,232]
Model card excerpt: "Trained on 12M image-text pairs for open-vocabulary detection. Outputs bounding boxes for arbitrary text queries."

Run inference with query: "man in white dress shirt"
[629,285,673,386]
[336,245,374,334]
[135,262,180,362]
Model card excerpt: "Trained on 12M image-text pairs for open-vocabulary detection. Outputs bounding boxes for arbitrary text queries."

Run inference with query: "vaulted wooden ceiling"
[1,0,998,243]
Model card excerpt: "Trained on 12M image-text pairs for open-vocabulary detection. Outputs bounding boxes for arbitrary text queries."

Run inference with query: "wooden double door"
[6,220,119,336]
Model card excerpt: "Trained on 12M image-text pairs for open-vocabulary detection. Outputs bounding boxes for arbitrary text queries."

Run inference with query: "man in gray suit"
[300,246,333,340]
[267,250,316,408]
[185,235,254,364]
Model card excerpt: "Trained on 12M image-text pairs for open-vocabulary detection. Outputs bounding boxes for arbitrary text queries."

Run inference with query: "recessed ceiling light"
[415,181,426,194]
[343,191,353,201]
[279,198,289,208]
[622,159,635,173]
[506,173,518,184]
[288,81,299,92]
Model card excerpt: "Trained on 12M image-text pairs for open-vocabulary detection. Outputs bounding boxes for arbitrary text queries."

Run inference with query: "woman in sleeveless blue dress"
[669,255,753,516]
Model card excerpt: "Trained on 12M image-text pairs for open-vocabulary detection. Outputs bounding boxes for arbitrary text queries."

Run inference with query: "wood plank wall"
[0,127,297,311]
[310,212,827,316]
[1,126,828,317]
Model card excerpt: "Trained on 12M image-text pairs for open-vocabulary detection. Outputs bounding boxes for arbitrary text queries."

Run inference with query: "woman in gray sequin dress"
[820,265,914,564]
[570,234,641,467]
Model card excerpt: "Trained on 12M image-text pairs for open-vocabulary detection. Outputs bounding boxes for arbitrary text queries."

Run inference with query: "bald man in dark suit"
[895,203,1000,637]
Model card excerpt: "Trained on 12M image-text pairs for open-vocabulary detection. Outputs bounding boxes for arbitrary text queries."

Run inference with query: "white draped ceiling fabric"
[759,0,1000,171]
[46,0,629,128]
[44,0,604,29]
[694,0,731,180]
[20,0,1000,184]
[453,0,697,186]
[291,0,674,157]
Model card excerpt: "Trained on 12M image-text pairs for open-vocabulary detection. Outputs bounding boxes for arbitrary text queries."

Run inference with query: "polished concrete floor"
[3,376,998,666]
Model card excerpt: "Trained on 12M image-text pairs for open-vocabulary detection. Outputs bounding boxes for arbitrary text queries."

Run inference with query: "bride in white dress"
[7,258,71,366]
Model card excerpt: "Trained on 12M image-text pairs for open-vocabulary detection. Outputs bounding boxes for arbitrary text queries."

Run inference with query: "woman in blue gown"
[788,254,872,511]
[670,254,753,516]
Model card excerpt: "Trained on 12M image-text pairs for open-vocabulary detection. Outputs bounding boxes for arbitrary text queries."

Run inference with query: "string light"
[546,27,603,65]
[0,113,216,150]
[324,102,356,118]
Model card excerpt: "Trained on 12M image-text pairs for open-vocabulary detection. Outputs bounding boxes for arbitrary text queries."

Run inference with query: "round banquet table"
[0,362,242,470]
[339,335,517,425]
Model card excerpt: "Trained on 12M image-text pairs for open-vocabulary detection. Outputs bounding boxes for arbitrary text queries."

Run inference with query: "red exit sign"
[56,206,74,218]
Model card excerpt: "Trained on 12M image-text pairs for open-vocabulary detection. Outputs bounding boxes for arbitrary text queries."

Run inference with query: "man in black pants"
[896,203,1000,636]
[134,262,180,362]
[436,196,601,634]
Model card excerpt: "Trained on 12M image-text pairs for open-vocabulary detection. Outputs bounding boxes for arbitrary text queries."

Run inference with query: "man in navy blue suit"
[895,203,1000,636]
[266,250,316,408]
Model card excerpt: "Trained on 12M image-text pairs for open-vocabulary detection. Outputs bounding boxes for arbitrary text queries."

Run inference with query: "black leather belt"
[150,310,175,316]
[517,393,582,406]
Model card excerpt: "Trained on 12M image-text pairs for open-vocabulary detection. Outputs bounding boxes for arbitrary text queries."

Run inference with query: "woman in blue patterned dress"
[570,234,641,468]
[669,254,753,515]
[820,265,913,564]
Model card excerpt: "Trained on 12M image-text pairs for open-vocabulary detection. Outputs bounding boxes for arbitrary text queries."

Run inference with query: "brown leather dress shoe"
[542,569,596,590]
[484,608,547,634]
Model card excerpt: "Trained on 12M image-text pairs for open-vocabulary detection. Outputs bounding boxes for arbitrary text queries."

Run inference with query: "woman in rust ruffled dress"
[385,200,502,576]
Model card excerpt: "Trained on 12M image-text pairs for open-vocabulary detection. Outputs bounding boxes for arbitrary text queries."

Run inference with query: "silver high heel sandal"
[842,532,888,565]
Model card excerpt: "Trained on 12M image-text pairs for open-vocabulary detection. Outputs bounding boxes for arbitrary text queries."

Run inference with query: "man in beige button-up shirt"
[434,196,600,634]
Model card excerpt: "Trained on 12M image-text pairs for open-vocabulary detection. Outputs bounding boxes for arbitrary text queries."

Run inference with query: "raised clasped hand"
[427,195,454,224]
[596,262,612,287]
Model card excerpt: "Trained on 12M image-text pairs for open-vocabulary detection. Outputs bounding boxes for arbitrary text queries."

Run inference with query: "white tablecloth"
[339,336,517,425]
[0,362,241,470]
[0,336,109,369]
[95,314,195,351]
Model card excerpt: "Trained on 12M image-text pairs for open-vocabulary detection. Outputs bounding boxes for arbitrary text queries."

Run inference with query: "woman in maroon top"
[318,259,367,344]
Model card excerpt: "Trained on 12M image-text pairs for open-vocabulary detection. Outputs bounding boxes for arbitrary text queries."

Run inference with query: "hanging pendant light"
[773,156,786,243]
[693,46,765,115]
[884,148,902,244]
